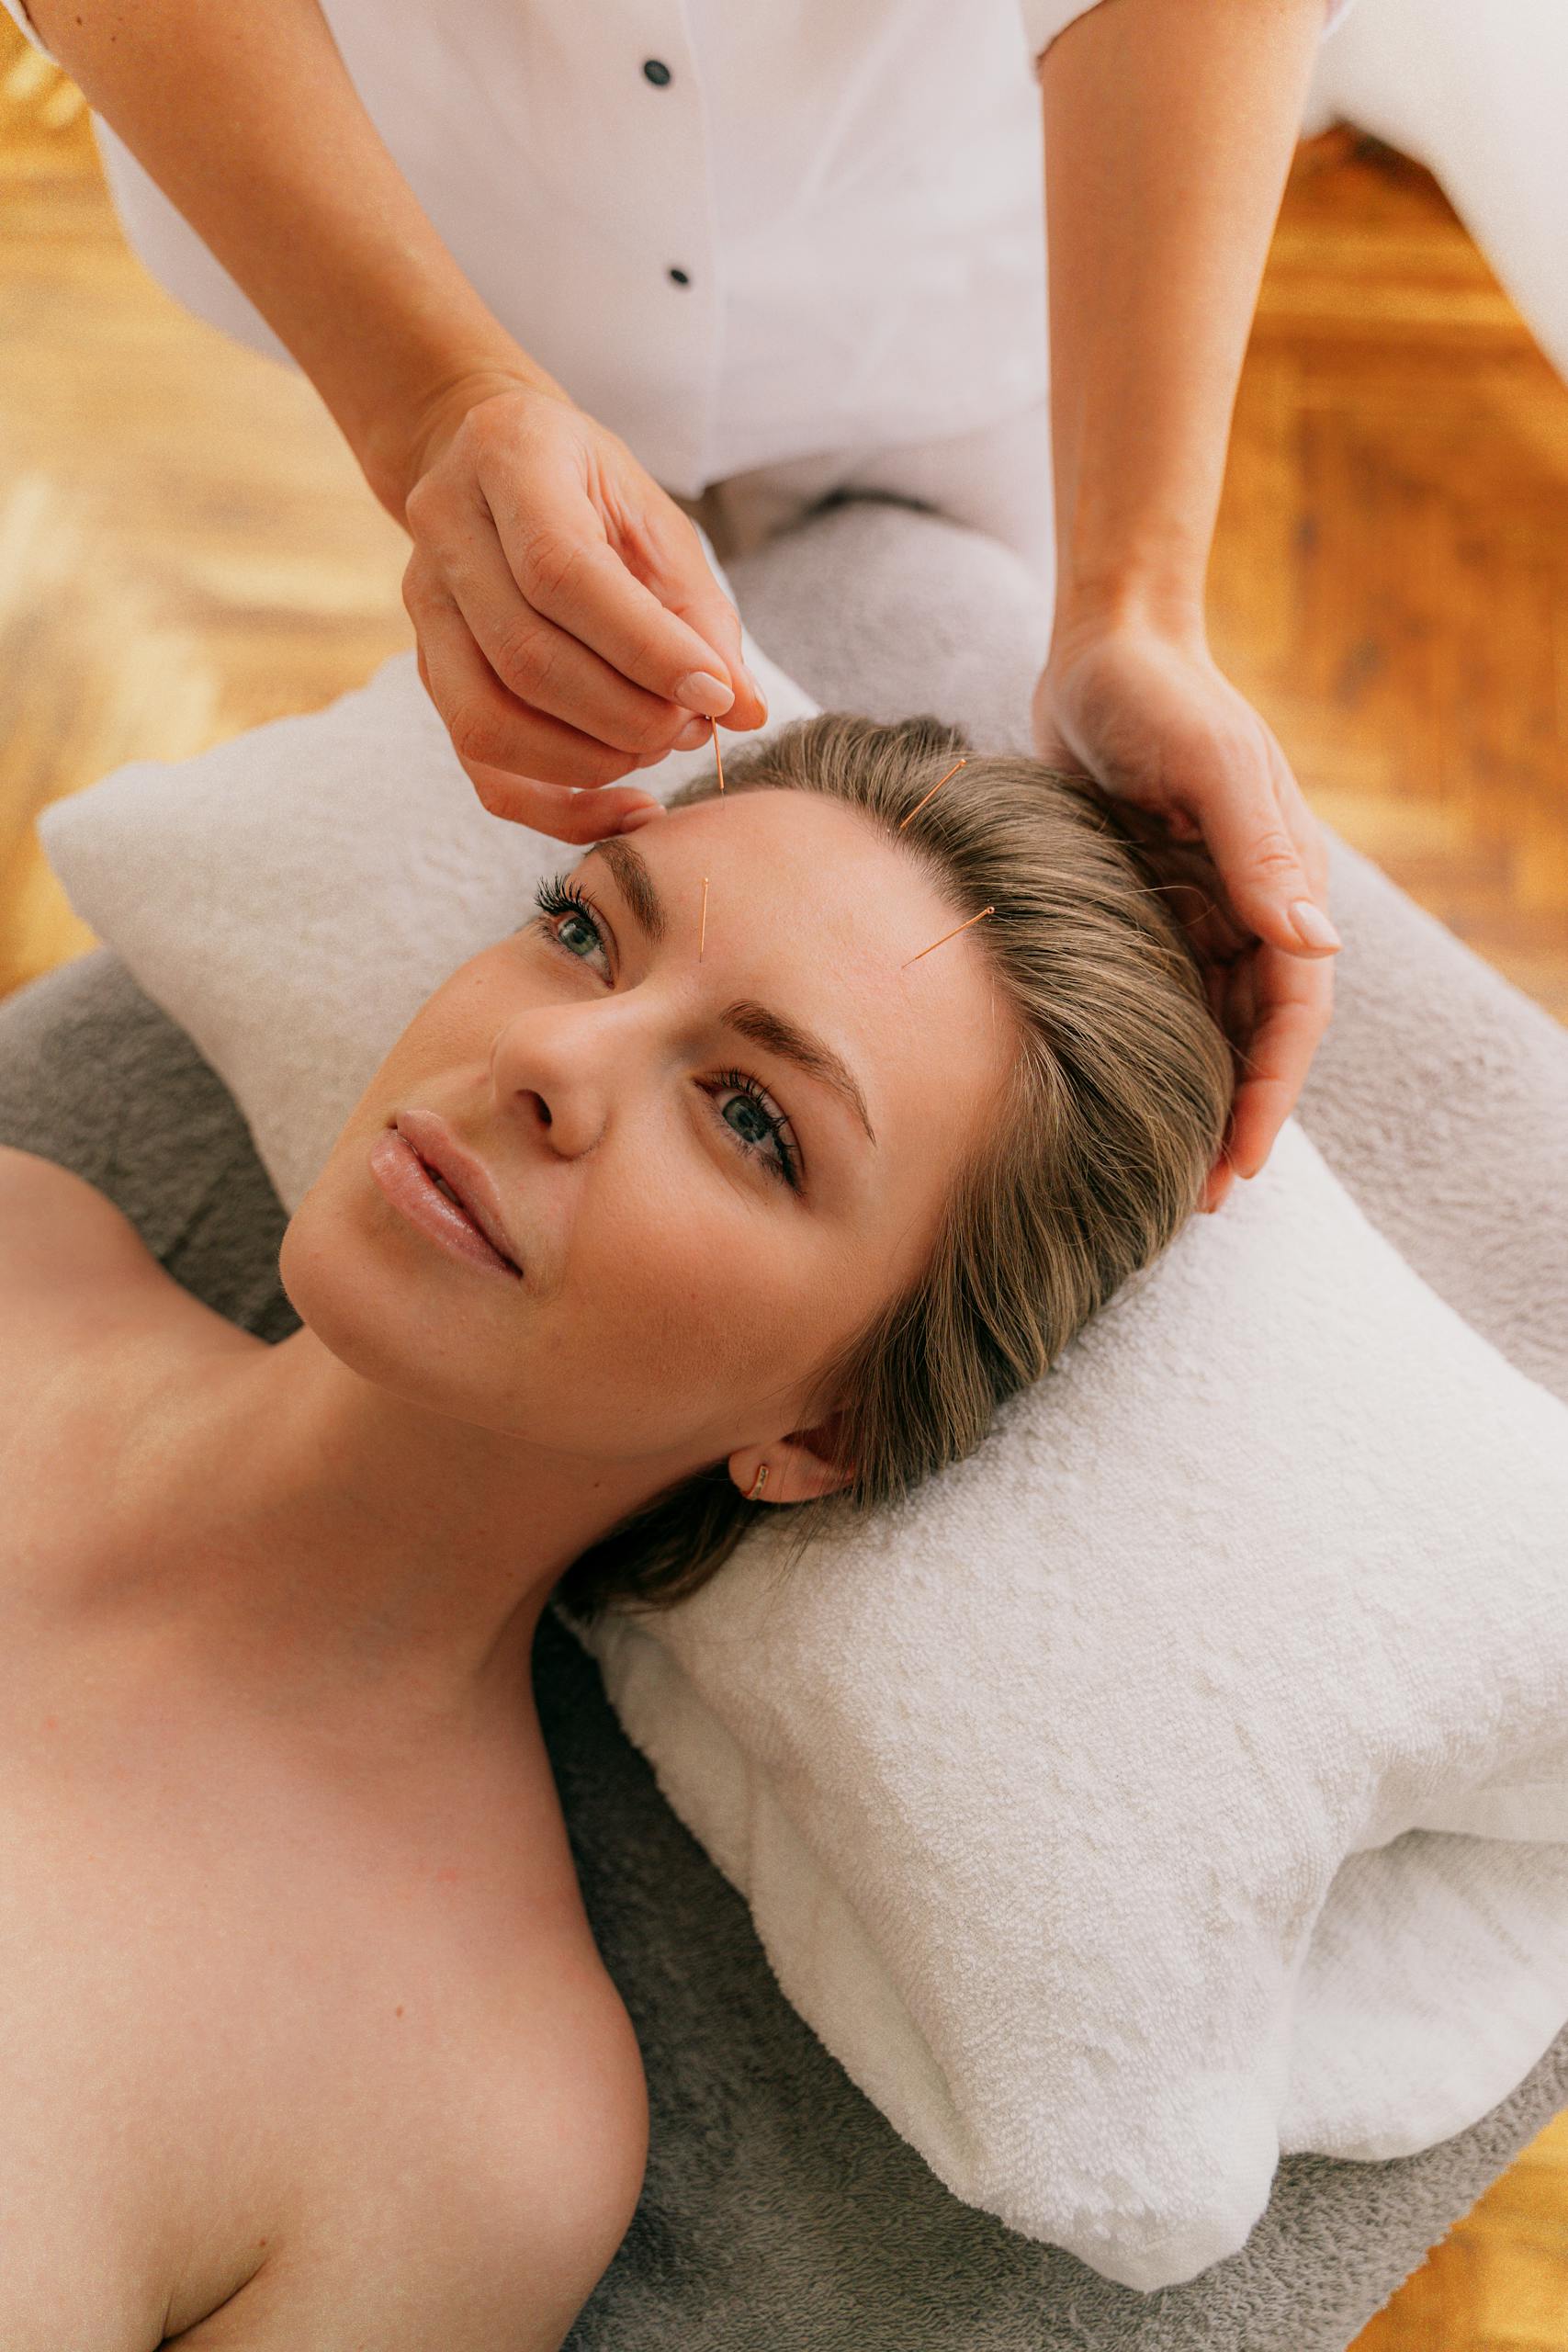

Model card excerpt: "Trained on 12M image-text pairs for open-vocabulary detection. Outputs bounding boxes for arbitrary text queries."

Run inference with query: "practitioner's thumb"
[1199,785,1342,957]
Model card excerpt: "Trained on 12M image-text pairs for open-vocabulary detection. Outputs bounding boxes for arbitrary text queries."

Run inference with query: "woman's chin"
[276,1182,509,1412]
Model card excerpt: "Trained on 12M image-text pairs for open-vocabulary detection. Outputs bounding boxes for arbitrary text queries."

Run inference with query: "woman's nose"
[490,1012,613,1159]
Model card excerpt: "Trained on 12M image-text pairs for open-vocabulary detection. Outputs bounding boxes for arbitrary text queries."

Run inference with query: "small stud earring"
[747,1462,770,1502]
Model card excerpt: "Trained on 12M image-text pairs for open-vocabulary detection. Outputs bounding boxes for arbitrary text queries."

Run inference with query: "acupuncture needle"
[898,757,965,830]
[903,905,996,967]
[693,715,727,964]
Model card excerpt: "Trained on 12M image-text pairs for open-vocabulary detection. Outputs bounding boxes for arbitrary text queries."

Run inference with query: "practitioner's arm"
[1032,0,1338,1210]
[21,0,766,841]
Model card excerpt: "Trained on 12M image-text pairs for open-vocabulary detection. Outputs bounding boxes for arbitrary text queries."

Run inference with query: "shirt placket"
[592,1,720,494]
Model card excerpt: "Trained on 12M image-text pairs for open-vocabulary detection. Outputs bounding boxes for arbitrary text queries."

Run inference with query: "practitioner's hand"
[397,371,769,842]
[1032,615,1340,1215]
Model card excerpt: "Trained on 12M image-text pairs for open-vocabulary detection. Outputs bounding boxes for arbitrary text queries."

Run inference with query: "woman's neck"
[106,1321,671,1740]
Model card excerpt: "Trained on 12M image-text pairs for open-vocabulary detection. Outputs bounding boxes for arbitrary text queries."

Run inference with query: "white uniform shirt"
[7,0,1355,498]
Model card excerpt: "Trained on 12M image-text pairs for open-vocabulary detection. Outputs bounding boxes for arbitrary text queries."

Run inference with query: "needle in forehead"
[903,905,996,967]
[697,717,727,962]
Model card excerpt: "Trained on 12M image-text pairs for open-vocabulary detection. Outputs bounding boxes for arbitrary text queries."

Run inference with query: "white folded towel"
[577,1107,1568,2286]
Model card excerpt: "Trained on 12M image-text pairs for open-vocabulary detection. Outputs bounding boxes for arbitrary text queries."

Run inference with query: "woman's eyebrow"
[724,999,877,1148]
[582,836,877,1149]
[586,833,668,944]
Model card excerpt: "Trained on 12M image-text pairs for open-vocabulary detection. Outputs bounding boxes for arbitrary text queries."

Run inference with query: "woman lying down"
[1,712,1234,2349]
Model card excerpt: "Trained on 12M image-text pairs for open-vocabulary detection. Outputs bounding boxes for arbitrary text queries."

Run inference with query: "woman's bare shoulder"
[0,1144,166,1314]
[0,1144,243,1455]
[163,1855,649,2351]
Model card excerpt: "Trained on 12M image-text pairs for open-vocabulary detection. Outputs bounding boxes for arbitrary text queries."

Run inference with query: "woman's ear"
[731,1413,856,1504]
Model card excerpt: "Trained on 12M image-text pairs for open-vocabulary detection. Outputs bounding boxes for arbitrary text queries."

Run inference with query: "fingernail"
[673,716,712,751]
[674,670,736,718]
[618,802,665,831]
[739,662,767,710]
[1291,899,1342,953]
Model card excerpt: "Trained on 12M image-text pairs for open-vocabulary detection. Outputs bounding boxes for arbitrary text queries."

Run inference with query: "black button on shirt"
[646,64,680,285]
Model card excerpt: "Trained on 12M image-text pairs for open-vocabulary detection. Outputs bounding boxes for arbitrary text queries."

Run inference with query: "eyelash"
[709,1067,801,1193]
[540,875,611,964]
[527,873,803,1193]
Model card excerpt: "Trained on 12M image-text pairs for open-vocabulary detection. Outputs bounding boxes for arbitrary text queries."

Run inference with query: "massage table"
[3,495,1565,2350]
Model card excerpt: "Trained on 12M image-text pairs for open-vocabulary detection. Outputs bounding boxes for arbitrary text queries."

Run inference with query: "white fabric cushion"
[579,1128,1568,2287]
[38,567,1568,2292]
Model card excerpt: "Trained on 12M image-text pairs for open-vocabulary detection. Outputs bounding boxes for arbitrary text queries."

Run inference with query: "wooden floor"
[2,27,1566,2349]
[0,28,411,995]
[1213,130,1568,1030]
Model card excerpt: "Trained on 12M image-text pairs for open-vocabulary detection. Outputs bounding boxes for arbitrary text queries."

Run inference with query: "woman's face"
[283,787,1015,1476]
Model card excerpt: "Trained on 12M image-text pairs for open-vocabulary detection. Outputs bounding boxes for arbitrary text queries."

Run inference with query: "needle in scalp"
[903,905,996,967]
[898,757,965,831]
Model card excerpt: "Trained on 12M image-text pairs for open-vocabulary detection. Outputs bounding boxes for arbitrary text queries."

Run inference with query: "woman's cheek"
[632,1228,812,1399]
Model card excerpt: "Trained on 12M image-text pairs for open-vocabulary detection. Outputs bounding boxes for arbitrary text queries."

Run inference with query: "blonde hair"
[558,712,1234,1619]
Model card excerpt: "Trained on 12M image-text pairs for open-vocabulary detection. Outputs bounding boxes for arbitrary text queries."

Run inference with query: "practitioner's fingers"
[401,379,754,813]
[478,424,764,726]
[1182,752,1336,964]
[406,527,712,772]
[1200,949,1258,1214]
[412,598,675,838]
[457,759,674,844]
[1223,936,1336,1182]
[1060,762,1335,1216]
[633,495,770,736]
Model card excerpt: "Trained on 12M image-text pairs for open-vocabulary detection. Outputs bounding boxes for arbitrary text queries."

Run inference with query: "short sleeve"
[1020,0,1362,64]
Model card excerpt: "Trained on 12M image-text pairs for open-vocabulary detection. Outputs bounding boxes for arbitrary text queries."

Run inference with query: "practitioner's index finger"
[506,520,739,716]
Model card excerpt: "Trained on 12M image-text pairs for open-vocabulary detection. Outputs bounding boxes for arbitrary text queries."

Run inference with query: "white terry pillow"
[579,1134,1568,2288]
[39,560,1568,2293]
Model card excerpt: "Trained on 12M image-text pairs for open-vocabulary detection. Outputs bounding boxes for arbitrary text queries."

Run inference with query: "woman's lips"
[368,1128,524,1280]
[391,1104,522,1263]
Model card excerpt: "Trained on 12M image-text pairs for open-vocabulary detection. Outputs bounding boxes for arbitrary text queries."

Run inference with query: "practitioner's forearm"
[24,0,570,518]
[1039,0,1325,639]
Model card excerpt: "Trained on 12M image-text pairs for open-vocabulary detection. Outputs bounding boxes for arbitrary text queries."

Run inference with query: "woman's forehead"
[632,786,962,955]
[632,788,1014,1140]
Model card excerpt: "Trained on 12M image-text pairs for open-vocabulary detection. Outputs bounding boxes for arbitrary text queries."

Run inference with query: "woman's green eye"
[530,874,611,968]
[708,1069,802,1191]
[724,1091,771,1148]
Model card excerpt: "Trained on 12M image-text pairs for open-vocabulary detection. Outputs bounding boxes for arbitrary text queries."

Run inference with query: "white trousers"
[670,395,1055,607]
